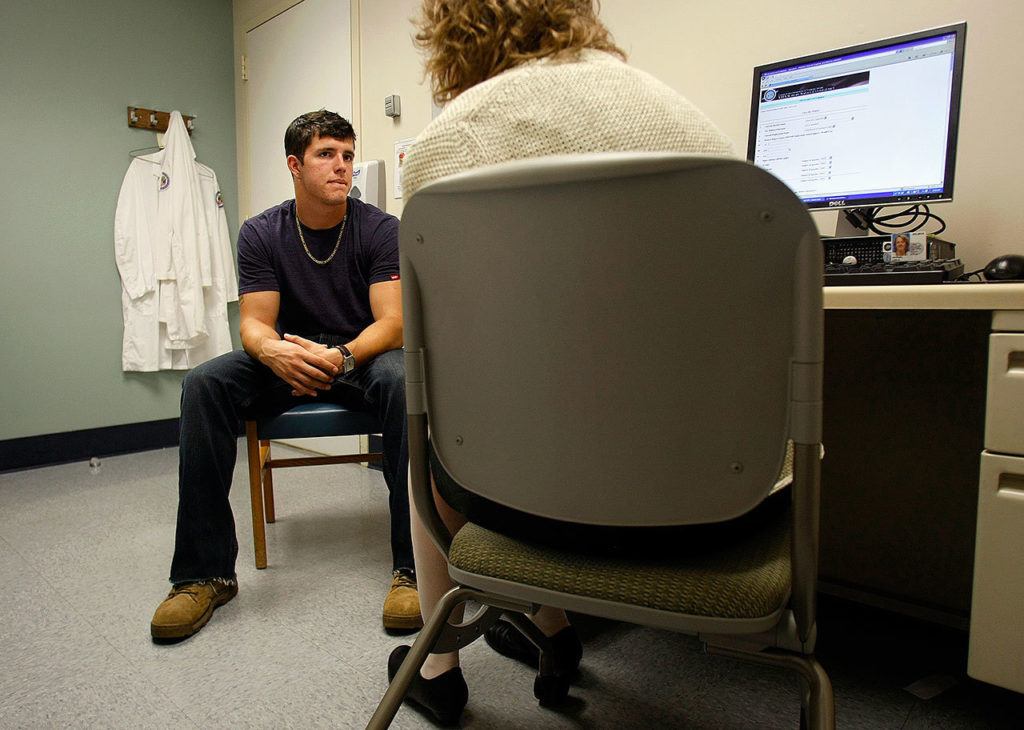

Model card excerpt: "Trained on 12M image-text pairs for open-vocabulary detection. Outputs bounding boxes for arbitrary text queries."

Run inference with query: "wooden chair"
[244,402,383,568]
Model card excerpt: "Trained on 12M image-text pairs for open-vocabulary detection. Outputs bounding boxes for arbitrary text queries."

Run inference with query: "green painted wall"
[0,0,239,440]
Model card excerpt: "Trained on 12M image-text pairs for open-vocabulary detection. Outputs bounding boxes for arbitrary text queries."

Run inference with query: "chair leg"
[366,586,477,730]
[501,613,572,706]
[800,678,812,730]
[708,647,835,730]
[245,422,268,570]
[799,659,835,730]
[260,439,276,523]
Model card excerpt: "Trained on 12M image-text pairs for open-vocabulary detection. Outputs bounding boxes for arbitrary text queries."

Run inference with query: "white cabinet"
[984,333,1024,455]
[969,323,1024,693]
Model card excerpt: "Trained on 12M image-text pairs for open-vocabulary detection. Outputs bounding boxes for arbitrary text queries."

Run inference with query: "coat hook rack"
[127,106,195,135]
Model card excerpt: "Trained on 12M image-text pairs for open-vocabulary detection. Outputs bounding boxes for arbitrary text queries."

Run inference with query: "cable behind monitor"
[842,205,947,236]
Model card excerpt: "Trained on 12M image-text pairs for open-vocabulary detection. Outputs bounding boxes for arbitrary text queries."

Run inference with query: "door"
[245,0,360,456]
[246,0,352,215]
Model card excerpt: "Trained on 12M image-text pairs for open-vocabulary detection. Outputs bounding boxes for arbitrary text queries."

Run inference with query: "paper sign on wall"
[394,138,415,199]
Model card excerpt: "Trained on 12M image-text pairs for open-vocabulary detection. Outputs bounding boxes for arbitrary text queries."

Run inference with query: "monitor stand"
[832,208,874,237]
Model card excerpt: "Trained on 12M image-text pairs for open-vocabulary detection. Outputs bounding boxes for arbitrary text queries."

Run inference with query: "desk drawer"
[968,451,1024,693]
[985,333,1024,455]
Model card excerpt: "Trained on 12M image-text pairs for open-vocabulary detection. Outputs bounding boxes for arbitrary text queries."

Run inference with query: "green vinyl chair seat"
[448,510,792,620]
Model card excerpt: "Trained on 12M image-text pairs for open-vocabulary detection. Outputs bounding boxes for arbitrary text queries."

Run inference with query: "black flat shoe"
[387,645,468,726]
[484,619,583,677]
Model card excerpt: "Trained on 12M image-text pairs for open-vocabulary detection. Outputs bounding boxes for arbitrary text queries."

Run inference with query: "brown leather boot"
[150,579,238,640]
[382,570,423,631]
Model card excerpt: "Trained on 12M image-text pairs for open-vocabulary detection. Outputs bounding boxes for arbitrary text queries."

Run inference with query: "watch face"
[339,348,355,372]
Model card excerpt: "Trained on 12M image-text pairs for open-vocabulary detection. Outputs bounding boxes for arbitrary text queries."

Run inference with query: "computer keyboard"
[824,259,965,286]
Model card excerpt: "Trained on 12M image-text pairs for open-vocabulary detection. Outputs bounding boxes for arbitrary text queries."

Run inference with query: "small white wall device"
[351,159,386,211]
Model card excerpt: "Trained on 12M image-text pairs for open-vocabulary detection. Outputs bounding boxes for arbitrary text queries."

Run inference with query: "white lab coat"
[184,161,238,368]
[114,151,164,370]
[158,111,211,347]
[113,112,237,371]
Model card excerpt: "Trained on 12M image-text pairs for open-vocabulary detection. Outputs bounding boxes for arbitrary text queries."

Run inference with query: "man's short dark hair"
[284,110,356,159]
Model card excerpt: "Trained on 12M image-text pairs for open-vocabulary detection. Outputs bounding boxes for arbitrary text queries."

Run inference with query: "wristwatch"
[334,344,356,373]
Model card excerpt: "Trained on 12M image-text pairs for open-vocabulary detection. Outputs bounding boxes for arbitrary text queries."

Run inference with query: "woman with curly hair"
[389,1,734,723]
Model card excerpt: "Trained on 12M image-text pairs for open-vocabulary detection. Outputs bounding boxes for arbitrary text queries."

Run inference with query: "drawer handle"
[998,473,1024,497]
[1009,351,1024,374]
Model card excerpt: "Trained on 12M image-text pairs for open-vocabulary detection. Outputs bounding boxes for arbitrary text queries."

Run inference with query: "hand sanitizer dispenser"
[351,159,387,211]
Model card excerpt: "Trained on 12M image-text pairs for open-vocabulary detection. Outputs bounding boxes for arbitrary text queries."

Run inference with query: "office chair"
[369,153,832,728]
[245,402,382,568]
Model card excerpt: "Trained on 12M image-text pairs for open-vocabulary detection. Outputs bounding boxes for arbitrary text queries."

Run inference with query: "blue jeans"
[169,348,411,583]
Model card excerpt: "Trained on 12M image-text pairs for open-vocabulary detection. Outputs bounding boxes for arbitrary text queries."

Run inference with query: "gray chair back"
[401,153,822,527]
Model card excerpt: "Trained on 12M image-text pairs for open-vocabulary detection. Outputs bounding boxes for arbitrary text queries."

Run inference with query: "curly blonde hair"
[414,0,626,104]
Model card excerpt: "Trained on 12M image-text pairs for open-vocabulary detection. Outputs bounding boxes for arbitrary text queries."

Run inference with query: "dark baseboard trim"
[3,422,386,475]
[0,419,181,473]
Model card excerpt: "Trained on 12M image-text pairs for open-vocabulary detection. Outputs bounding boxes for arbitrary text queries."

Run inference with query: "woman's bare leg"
[412,476,466,679]
[531,605,571,637]
[411,476,573,679]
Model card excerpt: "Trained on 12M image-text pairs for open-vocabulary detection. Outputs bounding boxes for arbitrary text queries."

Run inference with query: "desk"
[821,282,1024,694]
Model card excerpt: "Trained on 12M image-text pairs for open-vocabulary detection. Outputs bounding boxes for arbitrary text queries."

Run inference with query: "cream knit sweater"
[401,50,734,199]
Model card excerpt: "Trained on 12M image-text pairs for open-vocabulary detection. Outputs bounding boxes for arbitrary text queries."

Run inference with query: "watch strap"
[334,344,356,373]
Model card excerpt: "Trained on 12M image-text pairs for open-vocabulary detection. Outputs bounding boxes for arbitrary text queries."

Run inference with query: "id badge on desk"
[885,232,928,262]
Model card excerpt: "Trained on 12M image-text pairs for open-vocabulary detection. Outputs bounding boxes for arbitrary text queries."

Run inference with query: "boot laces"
[168,578,235,601]
[392,570,416,590]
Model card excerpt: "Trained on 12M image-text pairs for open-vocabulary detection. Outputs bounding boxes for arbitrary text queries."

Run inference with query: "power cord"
[842,205,947,236]
[956,267,986,282]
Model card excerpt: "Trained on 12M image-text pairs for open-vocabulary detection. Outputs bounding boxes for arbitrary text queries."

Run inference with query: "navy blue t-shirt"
[237,197,400,342]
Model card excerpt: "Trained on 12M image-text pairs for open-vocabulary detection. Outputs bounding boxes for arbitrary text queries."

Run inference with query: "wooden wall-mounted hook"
[126,106,195,135]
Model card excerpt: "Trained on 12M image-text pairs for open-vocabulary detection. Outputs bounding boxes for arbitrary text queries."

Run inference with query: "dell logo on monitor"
[828,200,846,207]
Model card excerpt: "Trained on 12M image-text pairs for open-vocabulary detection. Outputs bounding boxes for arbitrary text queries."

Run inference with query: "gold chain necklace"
[296,211,347,265]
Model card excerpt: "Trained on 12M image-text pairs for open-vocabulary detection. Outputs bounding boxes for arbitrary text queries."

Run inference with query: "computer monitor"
[747,23,966,217]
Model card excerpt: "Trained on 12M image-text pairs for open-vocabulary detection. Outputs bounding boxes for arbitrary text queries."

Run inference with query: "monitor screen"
[747,23,966,211]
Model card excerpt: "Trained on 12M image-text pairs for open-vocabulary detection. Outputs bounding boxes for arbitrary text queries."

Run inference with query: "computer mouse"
[983,254,1024,281]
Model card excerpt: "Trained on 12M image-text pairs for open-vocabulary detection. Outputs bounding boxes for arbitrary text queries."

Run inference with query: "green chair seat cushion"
[449,511,792,619]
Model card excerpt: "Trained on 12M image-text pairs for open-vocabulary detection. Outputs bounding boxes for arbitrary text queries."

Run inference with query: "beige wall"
[357,0,433,216]
[237,0,1022,271]
[597,0,1020,271]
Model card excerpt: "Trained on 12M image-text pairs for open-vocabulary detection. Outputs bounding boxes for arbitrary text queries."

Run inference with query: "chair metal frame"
[369,153,833,728]
[244,402,382,569]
